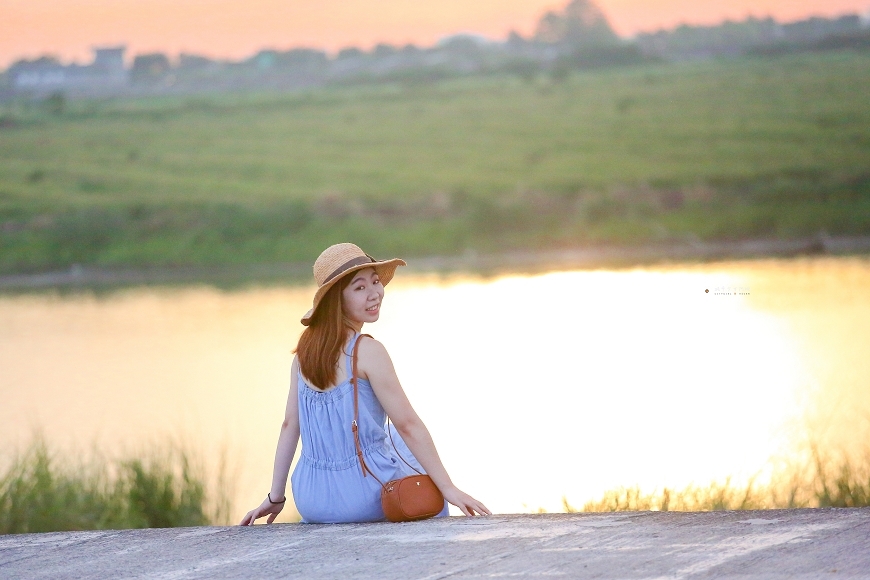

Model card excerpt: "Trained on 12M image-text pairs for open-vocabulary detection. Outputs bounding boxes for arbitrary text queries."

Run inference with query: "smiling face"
[341,267,384,328]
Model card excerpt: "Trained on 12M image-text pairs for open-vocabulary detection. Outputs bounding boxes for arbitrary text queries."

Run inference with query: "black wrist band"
[268,492,286,504]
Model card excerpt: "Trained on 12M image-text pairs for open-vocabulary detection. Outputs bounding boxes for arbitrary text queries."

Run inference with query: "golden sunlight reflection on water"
[380,268,805,513]
[1,256,868,517]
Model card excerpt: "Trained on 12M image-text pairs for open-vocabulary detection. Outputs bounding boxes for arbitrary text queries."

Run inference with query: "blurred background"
[1,0,869,532]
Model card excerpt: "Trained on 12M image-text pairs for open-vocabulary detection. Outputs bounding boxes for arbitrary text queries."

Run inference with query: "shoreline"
[2,234,870,292]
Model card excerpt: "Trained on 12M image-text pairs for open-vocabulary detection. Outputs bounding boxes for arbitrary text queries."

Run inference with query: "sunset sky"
[3,0,870,68]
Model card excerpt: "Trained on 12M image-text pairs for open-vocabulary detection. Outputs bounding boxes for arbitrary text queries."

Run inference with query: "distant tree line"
[636,13,869,59]
[4,0,870,98]
[122,0,653,90]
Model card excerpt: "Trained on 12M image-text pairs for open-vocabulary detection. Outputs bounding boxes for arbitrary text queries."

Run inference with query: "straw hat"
[301,243,406,326]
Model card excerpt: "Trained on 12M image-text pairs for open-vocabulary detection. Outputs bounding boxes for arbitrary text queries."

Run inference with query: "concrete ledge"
[1,509,868,579]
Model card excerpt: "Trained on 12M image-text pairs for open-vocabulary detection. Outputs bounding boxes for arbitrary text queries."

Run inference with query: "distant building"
[92,47,126,77]
[9,46,128,95]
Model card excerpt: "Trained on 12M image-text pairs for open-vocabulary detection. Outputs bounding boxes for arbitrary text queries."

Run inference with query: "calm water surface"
[1,256,868,519]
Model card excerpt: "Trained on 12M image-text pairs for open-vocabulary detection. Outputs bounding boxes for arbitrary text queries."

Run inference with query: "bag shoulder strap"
[386,419,423,476]
[351,333,386,488]
[351,334,424,483]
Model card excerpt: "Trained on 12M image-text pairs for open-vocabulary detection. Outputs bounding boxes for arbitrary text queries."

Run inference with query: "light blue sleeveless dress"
[290,332,449,523]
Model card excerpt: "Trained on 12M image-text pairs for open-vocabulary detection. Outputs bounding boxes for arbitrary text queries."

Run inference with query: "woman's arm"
[359,337,490,516]
[239,357,301,525]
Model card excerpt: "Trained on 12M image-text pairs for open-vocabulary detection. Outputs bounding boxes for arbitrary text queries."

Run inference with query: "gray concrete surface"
[1,509,868,579]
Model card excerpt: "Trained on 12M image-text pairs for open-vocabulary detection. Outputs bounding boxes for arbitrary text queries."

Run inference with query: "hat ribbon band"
[322,255,375,285]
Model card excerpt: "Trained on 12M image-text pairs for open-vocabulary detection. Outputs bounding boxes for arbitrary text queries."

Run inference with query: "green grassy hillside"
[1,51,869,273]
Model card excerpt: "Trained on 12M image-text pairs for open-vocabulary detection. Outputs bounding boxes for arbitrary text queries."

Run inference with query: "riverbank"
[1,509,868,579]
[2,234,869,291]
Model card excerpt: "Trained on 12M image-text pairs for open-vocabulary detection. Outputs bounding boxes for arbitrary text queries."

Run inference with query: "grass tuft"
[0,437,233,534]
[565,447,870,513]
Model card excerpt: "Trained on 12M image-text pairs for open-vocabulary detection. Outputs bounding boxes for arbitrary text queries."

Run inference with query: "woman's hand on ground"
[239,496,285,526]
[441,486,491,517]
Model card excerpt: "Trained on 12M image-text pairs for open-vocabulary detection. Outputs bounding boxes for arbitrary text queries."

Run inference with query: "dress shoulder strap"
[294,356,308,389]
[345,332,361,379]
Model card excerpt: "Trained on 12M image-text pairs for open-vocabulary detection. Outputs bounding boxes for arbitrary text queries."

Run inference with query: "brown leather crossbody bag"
[350,334,445,522]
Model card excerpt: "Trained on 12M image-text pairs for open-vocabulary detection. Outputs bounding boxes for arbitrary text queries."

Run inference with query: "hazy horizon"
[3,0,870,68]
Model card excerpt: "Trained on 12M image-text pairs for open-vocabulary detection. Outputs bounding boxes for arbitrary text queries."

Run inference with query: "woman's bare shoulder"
[357,336,394,376]
[358,335,388,357]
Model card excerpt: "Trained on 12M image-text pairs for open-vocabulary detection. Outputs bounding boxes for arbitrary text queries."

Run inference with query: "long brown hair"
[294,273,355,390]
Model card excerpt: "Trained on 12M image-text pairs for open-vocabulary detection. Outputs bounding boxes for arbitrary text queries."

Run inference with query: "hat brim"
[301,258,406,326]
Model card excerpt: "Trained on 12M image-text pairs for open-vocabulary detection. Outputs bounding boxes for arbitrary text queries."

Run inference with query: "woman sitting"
[240,243,489,524]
